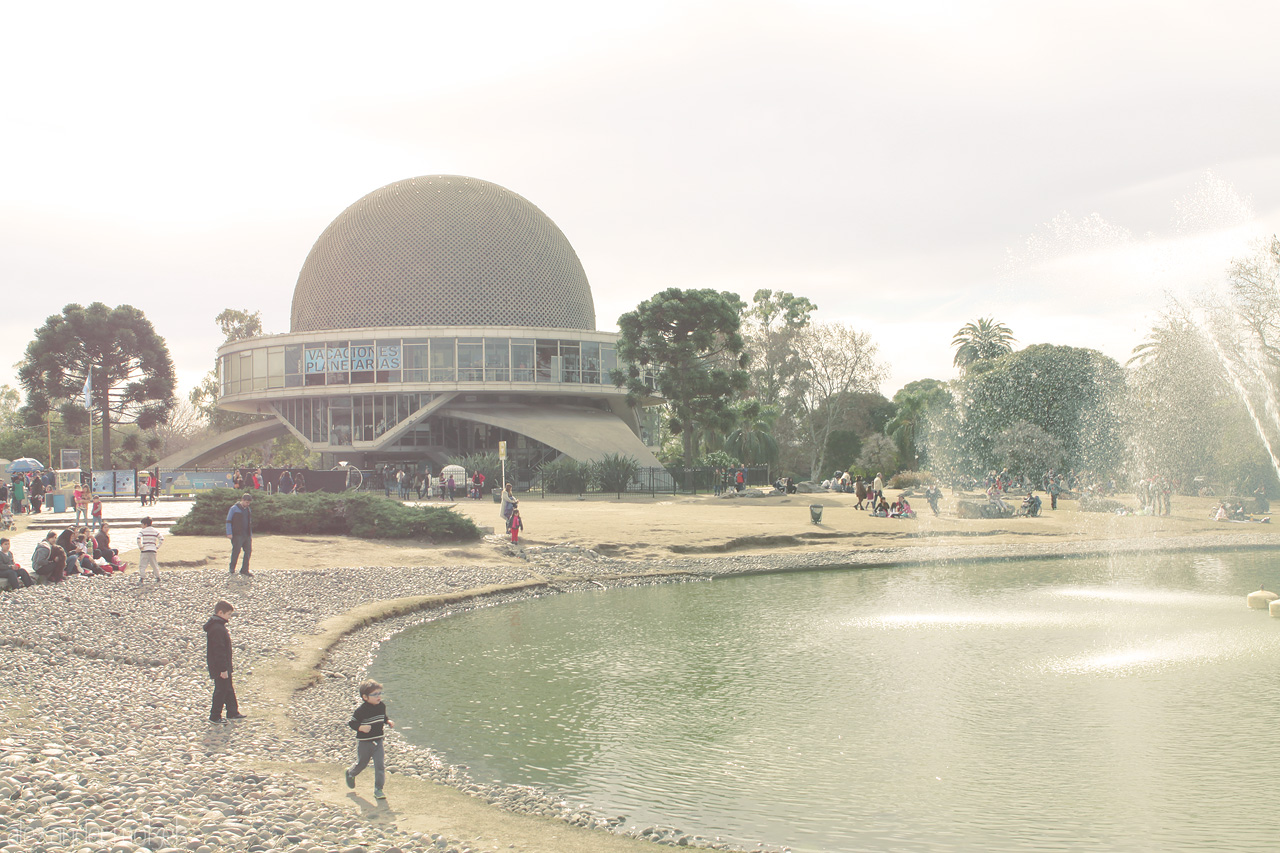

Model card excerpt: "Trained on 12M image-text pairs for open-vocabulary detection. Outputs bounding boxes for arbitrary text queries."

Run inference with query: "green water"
[372,551,1280,852]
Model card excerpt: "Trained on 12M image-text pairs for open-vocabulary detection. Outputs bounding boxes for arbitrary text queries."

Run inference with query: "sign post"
[498,440,507,490]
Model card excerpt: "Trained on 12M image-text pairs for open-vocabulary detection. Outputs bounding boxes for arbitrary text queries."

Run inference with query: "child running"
[345,679,393,799]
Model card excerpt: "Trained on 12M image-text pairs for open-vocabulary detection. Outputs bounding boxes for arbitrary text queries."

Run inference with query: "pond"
[371,550,1280,852]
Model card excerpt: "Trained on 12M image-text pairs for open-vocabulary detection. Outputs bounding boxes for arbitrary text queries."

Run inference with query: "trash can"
[809,504,823,524]
[492,488,502,504]
[50,494,67,513]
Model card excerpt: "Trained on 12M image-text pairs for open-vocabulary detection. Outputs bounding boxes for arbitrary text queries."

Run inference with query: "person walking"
[225,493,254,576]
[136,516,164,585]
[203,600,244,722]
[345,679,393,799]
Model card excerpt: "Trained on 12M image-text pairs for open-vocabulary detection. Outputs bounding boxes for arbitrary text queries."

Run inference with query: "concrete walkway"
[5,498,194,567]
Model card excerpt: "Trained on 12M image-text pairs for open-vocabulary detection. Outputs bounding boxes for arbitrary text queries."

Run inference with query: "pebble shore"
[4,531,1280,853]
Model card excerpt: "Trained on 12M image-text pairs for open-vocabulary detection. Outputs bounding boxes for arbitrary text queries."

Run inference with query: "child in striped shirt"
[136,516,164,585]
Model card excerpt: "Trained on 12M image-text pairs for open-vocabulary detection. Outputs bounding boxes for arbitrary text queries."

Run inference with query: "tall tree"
[786,323,887,479]
[886,379,950,471]
[951,317,1016,371]
[191,308,266,428]
[614,288,750,468]
[18,303,176,469]
[742,289,817,405]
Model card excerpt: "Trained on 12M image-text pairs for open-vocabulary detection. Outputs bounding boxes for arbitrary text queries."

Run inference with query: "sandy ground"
[109,489,1278,570]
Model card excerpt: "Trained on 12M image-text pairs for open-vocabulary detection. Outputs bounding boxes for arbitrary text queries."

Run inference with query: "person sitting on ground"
[1213,502,1229,521]
[898,497,916,518]
[1020,492,1042,517]
[0,538,35,588]
[74,528,106,575]
[32,533,64,583]
[94,522,125,571]
[872,496,891,517]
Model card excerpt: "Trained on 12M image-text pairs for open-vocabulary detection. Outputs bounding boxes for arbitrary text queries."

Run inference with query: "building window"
[350,340,377,385]
[458,338,483,381]
[512,339,534,382]
[560,341,580,383]
[536,340,558,382]
[485,338,510,381]
[430,338,455,381]
[581,341,600,384]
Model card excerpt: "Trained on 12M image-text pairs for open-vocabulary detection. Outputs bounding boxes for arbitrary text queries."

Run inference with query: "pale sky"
[4,0,1280,406]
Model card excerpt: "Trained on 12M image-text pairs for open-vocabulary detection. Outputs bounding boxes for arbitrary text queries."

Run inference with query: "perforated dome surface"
[290,176,596,332]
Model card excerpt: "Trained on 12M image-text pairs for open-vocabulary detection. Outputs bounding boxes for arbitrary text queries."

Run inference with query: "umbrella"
[5,458,45,474]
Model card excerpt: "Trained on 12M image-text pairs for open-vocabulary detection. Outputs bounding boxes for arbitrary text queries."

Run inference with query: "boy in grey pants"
[345,679,393,798]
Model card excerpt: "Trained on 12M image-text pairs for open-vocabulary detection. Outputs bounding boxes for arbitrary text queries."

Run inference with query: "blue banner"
[90,470,136,496]
[164,471,235,493]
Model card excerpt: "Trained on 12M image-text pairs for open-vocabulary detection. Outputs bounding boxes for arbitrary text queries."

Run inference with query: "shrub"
[171,489,480,542]
[888,470,935,489]
[537,457,592,494]
[594,453,641,493]
[448,452,502,489]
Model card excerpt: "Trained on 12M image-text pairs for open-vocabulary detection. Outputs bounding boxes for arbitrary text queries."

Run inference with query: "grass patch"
[171,489,480,543]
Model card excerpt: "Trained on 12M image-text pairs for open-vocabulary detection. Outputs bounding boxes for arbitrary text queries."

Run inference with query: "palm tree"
[725,400,780,470]
[952,317,1016,370]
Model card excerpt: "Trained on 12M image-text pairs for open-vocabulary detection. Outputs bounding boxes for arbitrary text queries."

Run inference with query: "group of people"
[232,467,307,495]
[714,467,748,495]
[377,466,495,502]
[499,483,524,543]
[2,519,155,589]
[867,494,916,518]
[5,470,54,514]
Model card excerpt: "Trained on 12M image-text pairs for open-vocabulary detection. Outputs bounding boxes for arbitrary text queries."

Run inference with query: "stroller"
[0,501,13,531]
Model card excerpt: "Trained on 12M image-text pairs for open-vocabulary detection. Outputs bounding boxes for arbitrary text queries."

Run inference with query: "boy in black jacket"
[203,600,245,722]
[345,679,393,799]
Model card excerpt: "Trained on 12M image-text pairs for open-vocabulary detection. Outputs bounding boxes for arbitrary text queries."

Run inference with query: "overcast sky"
[4,0,1280,406]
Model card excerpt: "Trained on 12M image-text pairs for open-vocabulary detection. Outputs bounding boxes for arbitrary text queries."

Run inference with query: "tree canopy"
[614,288,750,468]
[742,289,817,406]
[936,344,1125,477]
[952,317,1016,371]
[18,303,176,469]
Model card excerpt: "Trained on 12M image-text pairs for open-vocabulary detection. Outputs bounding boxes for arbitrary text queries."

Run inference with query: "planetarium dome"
[290,175,597,333]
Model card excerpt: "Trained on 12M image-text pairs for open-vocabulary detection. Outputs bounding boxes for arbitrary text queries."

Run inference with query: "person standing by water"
[225,493,253,576]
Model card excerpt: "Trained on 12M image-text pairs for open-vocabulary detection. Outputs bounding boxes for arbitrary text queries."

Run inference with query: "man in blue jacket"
[225,493,253,576]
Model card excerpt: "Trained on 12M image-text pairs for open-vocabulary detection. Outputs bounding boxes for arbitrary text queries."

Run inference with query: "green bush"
[171,488,480,542]
[594,453,641,492]
[537,457,593,494]
[888,470,935,489]
[448,451,502,489]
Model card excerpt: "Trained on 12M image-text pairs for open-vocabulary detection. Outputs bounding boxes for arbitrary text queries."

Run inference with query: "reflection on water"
[372,551,1280,852]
